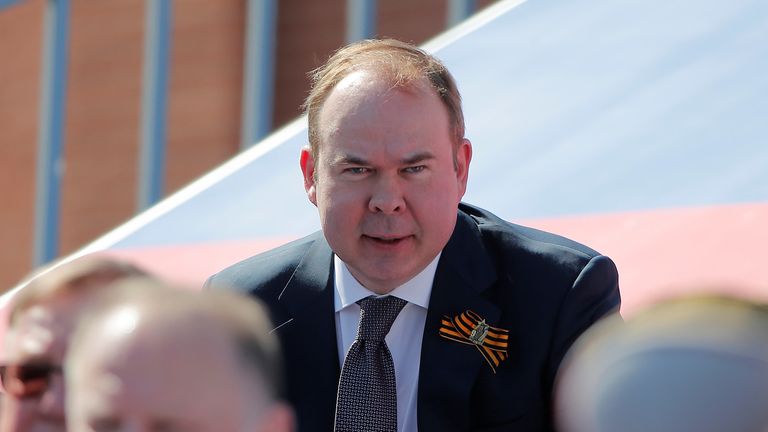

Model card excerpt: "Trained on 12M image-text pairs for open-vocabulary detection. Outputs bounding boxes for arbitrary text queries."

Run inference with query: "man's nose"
[368,175,405,214]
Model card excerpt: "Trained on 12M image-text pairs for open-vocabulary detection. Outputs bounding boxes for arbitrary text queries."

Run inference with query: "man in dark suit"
[208,38,620,432]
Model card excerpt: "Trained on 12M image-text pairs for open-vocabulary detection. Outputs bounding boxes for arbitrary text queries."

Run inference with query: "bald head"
[65,279,293,432]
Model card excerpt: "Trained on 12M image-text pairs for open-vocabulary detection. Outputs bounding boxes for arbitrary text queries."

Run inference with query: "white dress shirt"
[334,254,440,432]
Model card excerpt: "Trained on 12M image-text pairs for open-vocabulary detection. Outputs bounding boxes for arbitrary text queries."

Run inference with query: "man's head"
[0,256,147,432]
[65,279,294,432]
[304,38,466,162]
[556,295,768,432]
[300,39,472,294]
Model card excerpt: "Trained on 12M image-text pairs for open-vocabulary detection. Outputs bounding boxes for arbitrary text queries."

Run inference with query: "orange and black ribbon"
[439,310,509,373]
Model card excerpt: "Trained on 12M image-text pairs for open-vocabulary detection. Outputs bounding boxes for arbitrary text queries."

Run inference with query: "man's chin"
[356,267,421,294]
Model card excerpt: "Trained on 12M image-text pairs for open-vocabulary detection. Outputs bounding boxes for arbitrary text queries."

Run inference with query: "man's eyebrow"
[331,154,369,165]
[402,152,435,165]
[329,151,435,165]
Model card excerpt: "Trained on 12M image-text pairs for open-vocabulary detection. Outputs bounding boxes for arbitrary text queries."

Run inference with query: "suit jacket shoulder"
[205,231,324,298]
[462,202,599,259]
[460,202,617,315]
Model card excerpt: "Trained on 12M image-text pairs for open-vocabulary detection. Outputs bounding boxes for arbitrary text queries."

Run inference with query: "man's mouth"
[362,235,411,245]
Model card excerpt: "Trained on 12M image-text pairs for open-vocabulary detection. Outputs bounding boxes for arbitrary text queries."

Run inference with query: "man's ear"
[300,146,318,206]
[455,138,472,199]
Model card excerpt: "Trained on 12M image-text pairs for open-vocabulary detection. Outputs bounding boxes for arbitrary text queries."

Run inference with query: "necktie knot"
[356,296,407,342]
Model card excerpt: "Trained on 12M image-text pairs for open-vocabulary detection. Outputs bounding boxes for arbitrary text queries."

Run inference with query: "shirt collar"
[334,253,440,313]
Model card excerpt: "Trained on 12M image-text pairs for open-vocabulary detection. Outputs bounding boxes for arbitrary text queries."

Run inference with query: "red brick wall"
[272,0,346,130]
[378,0,447,45]
[0,0,45,289]
[59,0,144,256]
[165,0,244,193]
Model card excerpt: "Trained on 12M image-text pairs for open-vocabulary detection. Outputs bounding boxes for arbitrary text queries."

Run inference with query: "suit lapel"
[273,234,340,432]
[418,211,501,431]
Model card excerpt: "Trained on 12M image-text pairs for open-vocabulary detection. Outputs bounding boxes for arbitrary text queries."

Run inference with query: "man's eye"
[344,167,369,174]
[403,165,426,174]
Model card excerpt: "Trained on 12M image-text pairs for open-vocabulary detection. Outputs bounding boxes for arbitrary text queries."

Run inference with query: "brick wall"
[0,0,45,289]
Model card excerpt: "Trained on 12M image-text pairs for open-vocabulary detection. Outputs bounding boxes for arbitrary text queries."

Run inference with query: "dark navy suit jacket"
[207,203,621,431]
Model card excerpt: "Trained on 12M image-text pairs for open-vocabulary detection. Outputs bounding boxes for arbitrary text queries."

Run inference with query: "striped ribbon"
[439,310,509,373]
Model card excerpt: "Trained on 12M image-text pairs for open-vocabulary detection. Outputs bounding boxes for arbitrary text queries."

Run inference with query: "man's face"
[66,311,286,432]
[0,295,85,432]
[301,70,471,294]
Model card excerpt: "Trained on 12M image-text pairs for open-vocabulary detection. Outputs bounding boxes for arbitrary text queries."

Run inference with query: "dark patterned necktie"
[334,295,408,432]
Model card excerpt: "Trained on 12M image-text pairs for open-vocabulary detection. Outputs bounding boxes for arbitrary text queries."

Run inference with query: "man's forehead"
[333,69,375,94]
[318,72,440,135]
[330,69,431,104]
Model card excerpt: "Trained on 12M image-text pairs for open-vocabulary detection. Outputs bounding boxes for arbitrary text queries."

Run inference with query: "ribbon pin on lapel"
[439,310,509,373]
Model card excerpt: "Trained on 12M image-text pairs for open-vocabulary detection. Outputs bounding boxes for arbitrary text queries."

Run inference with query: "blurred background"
[0,0,499,291]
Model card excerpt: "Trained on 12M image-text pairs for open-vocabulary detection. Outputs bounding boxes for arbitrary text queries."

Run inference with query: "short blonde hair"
[303,38,465,161]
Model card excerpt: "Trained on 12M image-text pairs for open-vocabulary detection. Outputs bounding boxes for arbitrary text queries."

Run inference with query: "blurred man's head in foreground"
[0,257,147,432]
[556,295,768,432]
[65,278,294,432]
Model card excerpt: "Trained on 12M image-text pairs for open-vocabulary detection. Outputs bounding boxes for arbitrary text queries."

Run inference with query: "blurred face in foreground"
[0,294,88,432]
[301,69,472,294]
[66,306,293,432]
